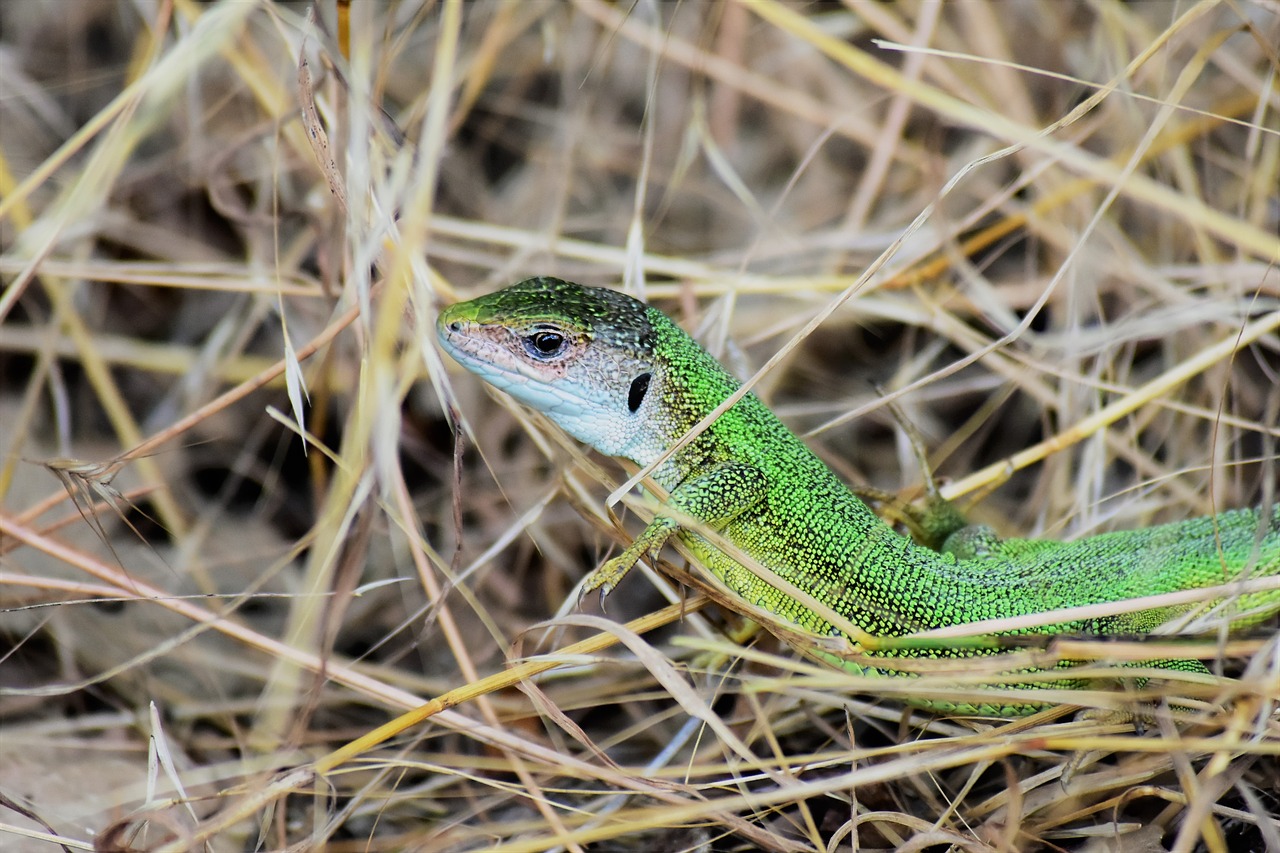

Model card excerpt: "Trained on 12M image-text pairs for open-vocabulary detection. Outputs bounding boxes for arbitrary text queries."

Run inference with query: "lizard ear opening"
[627,373,651,413]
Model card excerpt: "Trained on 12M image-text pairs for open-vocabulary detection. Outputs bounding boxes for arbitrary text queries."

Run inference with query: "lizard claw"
[579,551,639,611]
[578,573,615,611]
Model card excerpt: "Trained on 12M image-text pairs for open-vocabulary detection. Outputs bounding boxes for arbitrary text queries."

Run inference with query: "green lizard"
[436,276,1280,715]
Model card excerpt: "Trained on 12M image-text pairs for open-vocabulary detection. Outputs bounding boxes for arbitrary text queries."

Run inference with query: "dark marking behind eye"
[628,373,651,413]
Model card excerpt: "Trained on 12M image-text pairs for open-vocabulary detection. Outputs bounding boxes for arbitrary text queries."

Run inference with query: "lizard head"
[436,277,662,460]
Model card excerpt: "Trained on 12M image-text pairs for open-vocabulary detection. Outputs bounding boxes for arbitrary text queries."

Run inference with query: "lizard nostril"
[448,320,462,332]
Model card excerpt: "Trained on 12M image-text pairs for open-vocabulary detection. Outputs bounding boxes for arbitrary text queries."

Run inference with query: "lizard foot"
[579,550,644,610]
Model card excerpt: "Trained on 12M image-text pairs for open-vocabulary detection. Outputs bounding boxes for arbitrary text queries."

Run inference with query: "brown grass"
[1,1,1279,850]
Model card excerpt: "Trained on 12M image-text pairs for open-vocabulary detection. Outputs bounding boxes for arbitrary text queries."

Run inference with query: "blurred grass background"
[1,0,1279,849]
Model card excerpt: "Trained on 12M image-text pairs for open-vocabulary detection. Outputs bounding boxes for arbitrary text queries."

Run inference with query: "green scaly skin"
[437,277,1280,716]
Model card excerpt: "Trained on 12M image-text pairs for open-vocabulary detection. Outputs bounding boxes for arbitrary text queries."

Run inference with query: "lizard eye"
[523,330,568,359]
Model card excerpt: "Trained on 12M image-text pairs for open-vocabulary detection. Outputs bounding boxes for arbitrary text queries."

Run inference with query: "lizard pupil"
[627,373,651,412]
[526,331,567,358]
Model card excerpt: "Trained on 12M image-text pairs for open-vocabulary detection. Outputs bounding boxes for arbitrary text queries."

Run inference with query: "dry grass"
[1,0,1279,850]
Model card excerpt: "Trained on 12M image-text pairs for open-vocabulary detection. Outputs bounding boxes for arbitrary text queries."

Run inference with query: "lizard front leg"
[582,461,768,603]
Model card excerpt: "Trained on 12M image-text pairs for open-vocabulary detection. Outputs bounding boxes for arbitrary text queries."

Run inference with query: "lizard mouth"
[436,313,596,415]
[437,316,521,379]
[435,314,487,368]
